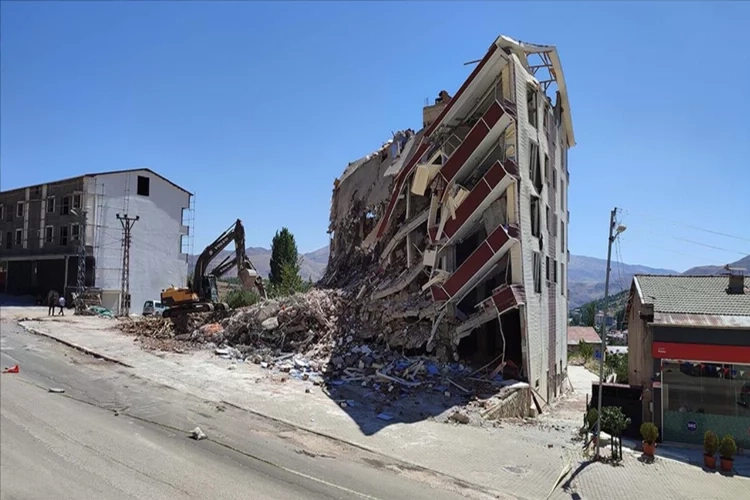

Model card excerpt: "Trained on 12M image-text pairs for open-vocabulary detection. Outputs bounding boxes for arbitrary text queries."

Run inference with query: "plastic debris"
[190,427,207,440]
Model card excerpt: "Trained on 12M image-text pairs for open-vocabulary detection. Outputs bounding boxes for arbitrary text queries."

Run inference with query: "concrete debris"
[448,410,470,424]
[190,427,207,440]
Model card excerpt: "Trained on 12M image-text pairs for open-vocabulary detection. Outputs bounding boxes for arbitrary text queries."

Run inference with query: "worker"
[57,295,66,316]
[47,290,59,316]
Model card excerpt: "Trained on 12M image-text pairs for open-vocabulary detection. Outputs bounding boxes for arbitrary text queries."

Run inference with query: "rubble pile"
[119,317,175,339]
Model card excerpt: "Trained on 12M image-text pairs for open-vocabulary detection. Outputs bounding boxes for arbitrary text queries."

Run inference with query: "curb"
[18,322,135,368]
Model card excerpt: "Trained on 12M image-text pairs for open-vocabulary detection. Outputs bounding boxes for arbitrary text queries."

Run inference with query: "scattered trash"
[2,365,19,374]
[48,387,65,394]
[376,412,394,421]
[190,427,207,440]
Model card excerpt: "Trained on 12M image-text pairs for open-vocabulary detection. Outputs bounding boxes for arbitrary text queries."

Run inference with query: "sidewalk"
[14,315,750,500]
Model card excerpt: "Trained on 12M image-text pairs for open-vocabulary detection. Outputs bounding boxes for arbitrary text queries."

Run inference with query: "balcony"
[436,158,518,244]
[435,98,514,188]
[486,284,526,315]
[431,224,519,303]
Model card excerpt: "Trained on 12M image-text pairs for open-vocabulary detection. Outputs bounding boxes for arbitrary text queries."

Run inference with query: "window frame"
[14,228,23,246]
[45,225,54,244]
[137,176,150,196]
[16,202,24,218]
[59,226,69,246]
[72,194,82,210]
[533,251,542,293]
[71,223,80,241]
[47,196,56,213]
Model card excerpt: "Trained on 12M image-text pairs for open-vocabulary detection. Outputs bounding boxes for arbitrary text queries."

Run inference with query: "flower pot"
[703,454,716,469]
[720,457,734,472]
[642,441,656,457]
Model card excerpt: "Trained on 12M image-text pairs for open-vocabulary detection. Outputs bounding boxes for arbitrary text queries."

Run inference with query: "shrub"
[586,408,598,429]
[703,430,719,456]
[601,406,631,436]
[225,289,260,309]
[719,434,737,459]
[578,340,594,363]
[640,422,658,444]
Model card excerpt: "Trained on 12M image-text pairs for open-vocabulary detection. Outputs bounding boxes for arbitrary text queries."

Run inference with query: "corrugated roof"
[634,275,750,317]
[568,326,601,345]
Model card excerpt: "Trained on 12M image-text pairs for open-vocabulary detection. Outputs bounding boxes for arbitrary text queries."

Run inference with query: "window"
[4,232,10,249]
[0,205,4,220]
[137,176,150,196]
[526,84,538,128]
[0,231,2,248]
[529,141,542,193]
[552,169,557,191]
[530,196,541,237]
[546,255,551,281]
[73,194,82,210]
[14,229,23,246]
[533,251,542,293]
[560,179,565,211]
[546,205,550,233]
[71,223,80,241]
[561,263,565,296]
[553,259,558,283]
[561,221,565,250]
[544,154,550,183]
[16,202,24,218]
[59,226,68,246]
[45,226,54,243]
[46,196,55,213]
[60,196,70,215]
[543,103,549,130]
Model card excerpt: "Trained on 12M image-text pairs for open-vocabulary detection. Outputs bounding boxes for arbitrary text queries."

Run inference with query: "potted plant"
[640,422,659,457]
[719,434,737,472]
[703,431,718,469]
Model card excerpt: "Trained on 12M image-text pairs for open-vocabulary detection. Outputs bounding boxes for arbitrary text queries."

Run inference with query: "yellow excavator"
[161,219,266,318]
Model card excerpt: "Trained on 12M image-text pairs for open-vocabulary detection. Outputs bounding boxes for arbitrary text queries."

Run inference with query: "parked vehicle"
[142,300,167,317]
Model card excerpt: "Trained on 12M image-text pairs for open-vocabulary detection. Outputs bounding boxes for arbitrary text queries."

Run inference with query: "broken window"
[543,103,549,131]
[71,223,80,241]
[526,84,538,128]
[529,141,542,193]
[14,229,22,246]
[47,197,55,213]
[73,194,82,210]
[16,202,23,218]
[530,196,541,237]
[137,176,150,196]
[59,226,68,246]
[61,196,70,215]
[45,226,54,243]
[533,251,542,293]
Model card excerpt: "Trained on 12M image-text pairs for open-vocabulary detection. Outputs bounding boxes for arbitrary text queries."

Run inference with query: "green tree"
[581,302,596,327]
[269,228,300,286]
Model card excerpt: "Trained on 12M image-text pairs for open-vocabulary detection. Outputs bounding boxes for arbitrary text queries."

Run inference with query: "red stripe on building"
[652,342,750,364]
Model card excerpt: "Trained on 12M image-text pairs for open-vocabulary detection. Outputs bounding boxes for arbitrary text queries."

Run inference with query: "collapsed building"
[324,35,575,402]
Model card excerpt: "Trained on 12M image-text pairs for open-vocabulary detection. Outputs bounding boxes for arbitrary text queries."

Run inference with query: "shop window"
[662,360,750,448]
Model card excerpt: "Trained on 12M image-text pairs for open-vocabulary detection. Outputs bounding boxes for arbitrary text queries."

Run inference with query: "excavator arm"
[192,219,266,300]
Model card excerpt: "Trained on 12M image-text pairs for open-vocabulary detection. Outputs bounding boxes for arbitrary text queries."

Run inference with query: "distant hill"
[567,255,677,309]
[189,245,329,282]
[682,255,750,276]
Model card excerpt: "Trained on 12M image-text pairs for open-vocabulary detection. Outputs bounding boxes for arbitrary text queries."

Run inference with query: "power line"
[633,228,749,256]
[622,209,750,243]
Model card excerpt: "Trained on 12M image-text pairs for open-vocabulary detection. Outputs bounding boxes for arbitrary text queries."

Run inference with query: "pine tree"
[269,227,300,286]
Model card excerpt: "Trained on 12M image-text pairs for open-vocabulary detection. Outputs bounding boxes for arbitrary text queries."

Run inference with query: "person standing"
[57,295,66,316]
[47,291,58,316]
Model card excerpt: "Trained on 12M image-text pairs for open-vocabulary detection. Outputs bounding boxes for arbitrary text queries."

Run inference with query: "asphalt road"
[0,321,491,500]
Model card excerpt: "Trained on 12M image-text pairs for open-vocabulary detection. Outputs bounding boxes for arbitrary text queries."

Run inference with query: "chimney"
[726,267,745,295]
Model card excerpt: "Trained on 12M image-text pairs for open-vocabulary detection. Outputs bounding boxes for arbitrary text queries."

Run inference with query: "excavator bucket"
[238,268,267,299]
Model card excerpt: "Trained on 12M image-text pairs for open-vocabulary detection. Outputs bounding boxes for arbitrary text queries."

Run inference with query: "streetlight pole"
[595,207,625,458]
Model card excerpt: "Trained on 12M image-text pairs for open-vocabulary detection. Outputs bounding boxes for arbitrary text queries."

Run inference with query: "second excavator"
[161,218,265,318]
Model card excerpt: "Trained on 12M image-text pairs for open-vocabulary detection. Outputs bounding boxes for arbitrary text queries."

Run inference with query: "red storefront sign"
[652,342,750,364]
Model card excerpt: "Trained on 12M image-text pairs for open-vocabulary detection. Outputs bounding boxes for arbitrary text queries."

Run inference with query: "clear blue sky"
[2,2,748,271]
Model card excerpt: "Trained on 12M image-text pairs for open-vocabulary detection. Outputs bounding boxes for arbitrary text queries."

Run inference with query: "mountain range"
[190,244,749,309]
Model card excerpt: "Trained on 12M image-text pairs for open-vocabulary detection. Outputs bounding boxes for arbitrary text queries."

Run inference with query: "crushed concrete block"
[449,411,470,424]
[190,427,207,440]
[261,317,280,331]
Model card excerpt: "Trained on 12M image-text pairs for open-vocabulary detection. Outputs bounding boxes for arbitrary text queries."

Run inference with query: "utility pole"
[116,213,139,316]
[595,207,626,458]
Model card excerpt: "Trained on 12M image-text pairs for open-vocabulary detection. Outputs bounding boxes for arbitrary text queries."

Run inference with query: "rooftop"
[568,326,601,345]
[634,274,750,317]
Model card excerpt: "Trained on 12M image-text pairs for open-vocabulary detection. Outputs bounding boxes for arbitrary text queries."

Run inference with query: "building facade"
[326,35,574,402]
[0,168,192,314]
[627,273,750,448]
